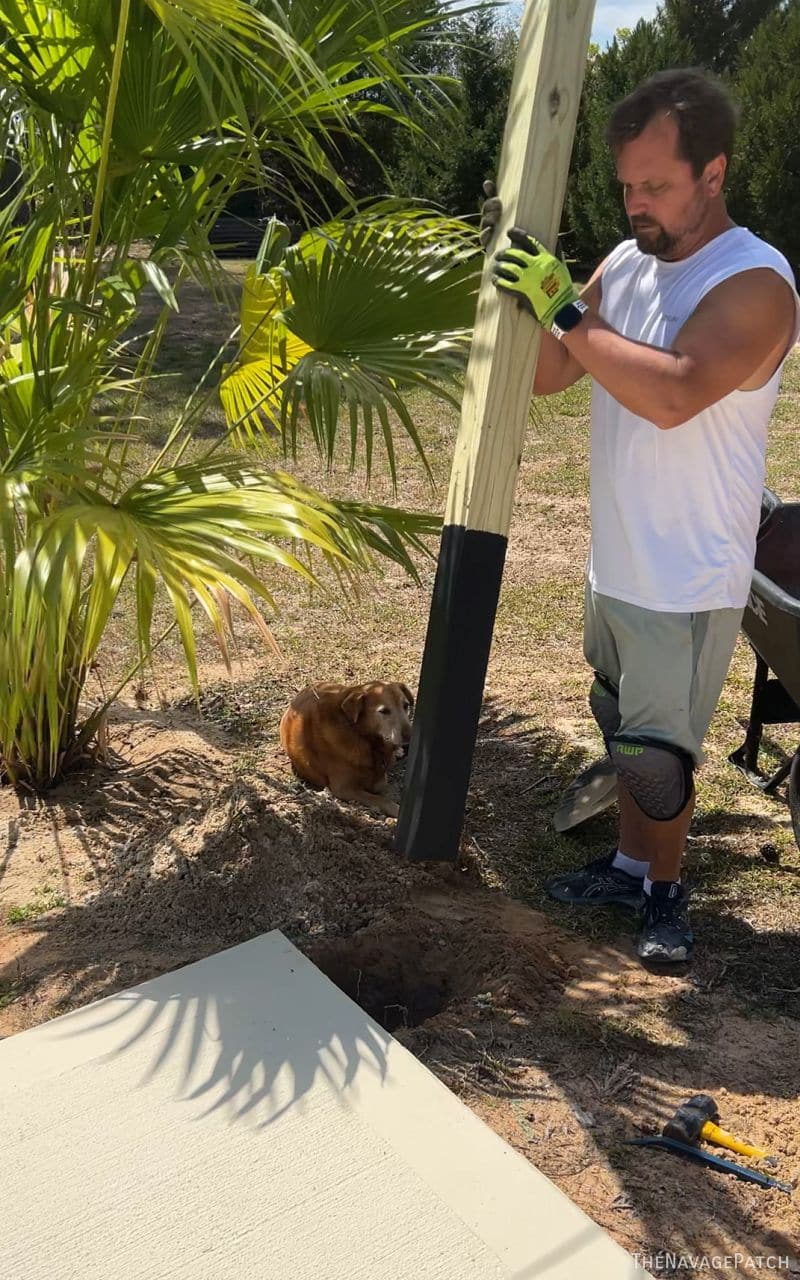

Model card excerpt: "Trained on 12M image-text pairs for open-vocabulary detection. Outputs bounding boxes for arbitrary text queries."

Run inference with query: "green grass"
[765,424,800,499]
[496,579,583,642]
[7,885,68,924]
[546,376,592,418]
[0,980,23,1010]
[766,392,800,426]
[779,357,800,394]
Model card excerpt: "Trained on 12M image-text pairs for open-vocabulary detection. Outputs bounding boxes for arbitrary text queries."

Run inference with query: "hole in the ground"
[306,901,574,1038]
[308,927,461,1032]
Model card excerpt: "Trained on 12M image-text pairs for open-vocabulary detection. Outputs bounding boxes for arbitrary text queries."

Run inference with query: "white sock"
[612,850,649,879]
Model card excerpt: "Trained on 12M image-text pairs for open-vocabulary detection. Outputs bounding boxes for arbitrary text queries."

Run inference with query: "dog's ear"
[341,688,365,724]
[399,683,415,710]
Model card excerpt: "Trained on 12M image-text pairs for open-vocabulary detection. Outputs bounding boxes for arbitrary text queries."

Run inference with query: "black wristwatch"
[550,298,588,342]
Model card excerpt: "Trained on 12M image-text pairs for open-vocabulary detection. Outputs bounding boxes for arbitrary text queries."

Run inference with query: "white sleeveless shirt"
[588,227,800,612]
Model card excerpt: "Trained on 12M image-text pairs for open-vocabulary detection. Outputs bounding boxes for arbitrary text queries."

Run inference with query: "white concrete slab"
[0,931,649,1280]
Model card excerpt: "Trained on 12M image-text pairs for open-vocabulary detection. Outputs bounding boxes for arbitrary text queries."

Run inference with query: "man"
[482,69,799,965]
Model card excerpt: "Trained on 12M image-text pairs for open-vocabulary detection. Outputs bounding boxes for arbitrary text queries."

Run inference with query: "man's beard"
[630,220,679,257]
[630,193,708,260]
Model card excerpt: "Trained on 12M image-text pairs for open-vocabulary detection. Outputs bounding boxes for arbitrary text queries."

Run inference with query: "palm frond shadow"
[55,931,392,1130]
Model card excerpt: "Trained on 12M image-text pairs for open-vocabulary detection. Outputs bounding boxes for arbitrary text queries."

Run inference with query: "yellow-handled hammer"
[663,1094,769,1160]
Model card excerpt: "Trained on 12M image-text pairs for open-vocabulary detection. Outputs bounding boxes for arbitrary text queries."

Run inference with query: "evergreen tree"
[728,1,800,273]
[659,0,783,72]
[564,20,692,263]
[388,9,517,215]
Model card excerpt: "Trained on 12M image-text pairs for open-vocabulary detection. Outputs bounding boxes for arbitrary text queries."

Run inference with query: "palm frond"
[218,263,311,444]
[9,457,439,713]
[0,0,100,123]
[220,209,481,481]
[0,0,470,788]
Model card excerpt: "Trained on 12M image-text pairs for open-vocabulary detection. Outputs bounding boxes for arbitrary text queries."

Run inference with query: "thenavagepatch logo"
[633,1253,792,1273]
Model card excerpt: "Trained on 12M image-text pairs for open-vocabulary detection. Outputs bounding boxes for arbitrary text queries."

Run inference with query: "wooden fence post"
[394,0,596,861]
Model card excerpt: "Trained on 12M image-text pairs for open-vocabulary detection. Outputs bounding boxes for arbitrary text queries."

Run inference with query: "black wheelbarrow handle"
[750,569,800,620]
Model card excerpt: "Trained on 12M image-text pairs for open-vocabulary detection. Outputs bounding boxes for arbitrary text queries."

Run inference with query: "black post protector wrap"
[393,524,508,861]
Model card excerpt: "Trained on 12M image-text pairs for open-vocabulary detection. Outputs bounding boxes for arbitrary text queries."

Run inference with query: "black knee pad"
[589,672,621,744]
[609,736,694,821]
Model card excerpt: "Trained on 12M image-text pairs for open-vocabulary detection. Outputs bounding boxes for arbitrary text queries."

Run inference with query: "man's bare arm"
[533,259,606,396]
[560,268,796,429]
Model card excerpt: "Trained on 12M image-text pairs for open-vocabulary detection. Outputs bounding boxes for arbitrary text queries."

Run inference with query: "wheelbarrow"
[553,488,800,851]
[728,488,800,849]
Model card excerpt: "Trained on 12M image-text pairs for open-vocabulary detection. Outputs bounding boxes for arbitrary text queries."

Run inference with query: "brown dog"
[279,681,414,817]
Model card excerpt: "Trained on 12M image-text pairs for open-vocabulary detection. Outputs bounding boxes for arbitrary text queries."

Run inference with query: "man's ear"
[341,688,365,724]
[706,154,726,197]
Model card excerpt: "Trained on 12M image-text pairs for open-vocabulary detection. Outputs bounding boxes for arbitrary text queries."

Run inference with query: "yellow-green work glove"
[492,227,579,330]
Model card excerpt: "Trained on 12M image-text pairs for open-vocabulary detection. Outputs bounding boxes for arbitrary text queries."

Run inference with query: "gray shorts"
[584,583,743,763]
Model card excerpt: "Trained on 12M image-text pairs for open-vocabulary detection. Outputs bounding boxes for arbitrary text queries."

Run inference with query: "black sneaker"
[637,881,694,964]
[546,851,645,909]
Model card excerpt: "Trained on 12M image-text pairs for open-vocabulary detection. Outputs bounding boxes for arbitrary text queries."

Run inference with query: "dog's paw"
[383,801,400,819]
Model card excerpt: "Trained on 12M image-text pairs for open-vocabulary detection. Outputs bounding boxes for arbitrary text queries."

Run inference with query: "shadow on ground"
[1,695,798,1267]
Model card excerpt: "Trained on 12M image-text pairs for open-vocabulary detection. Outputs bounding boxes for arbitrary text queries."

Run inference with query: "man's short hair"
[606,68,739,177]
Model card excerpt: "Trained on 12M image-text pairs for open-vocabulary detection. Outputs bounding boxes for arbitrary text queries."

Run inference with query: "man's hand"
[492,228,580,329]
[479,179,502,252]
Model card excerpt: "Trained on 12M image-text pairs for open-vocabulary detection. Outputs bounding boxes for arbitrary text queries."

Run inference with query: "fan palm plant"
[0,0,483,790]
